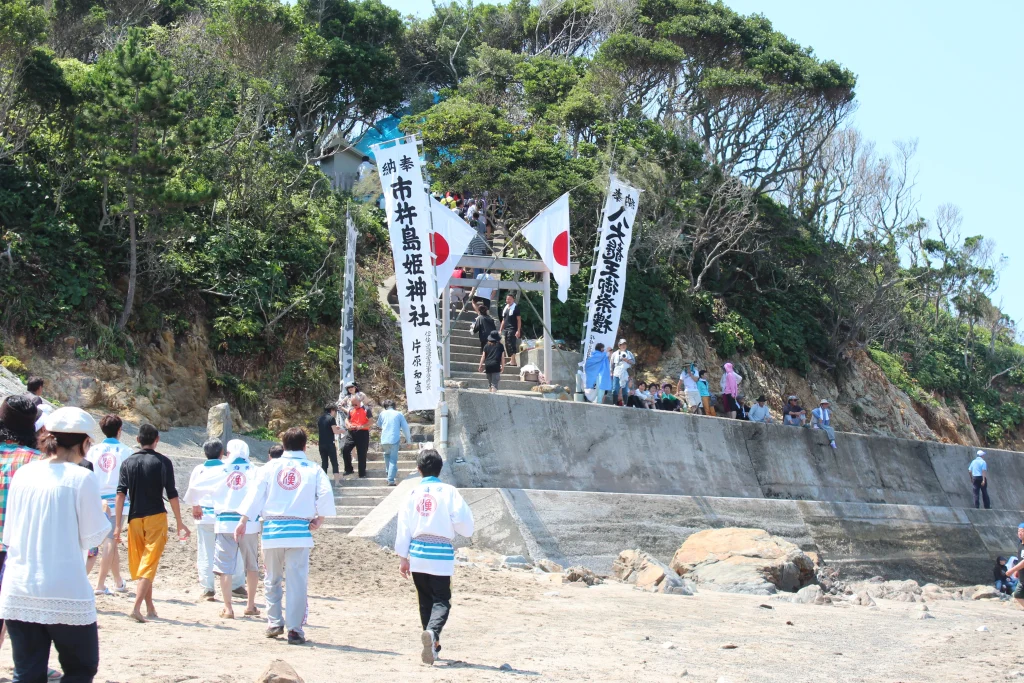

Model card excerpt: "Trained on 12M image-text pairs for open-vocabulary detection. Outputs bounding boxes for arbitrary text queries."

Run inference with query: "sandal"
[47,669,62,681]
[244,607,260,617]
[113,580,128,593]
[219,609,234,619]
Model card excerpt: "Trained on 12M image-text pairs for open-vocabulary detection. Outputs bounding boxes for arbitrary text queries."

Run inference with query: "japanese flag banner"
[581,176,641,363]
[521,192,571,302]
[372,138,441,411]
[429,197,477,299]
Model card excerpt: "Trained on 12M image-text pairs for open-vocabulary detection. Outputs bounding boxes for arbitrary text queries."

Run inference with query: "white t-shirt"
[85,437,133,501]
[477,273,496,300]
[679,367,698,392]
[0,461,110,625]
[610,350,635,380]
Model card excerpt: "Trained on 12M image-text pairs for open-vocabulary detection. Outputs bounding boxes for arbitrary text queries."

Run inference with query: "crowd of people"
[0,376,474,680]
[583,340,840,448]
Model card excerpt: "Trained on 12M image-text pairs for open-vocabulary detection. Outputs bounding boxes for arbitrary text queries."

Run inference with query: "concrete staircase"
[447,309,536,395]
[322,427,431,533]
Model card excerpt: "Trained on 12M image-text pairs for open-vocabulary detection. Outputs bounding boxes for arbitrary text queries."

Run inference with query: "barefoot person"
[395,450,475,666]
[0,407,110,683]
[85,415,132,596]
[235,427,335,645]
[187,440,261,619]
[114,423,190,622]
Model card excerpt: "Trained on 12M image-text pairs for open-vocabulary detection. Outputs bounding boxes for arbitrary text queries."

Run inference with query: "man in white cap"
[810,399,837,449]
[609,339,635,406]
[968,450,990,509]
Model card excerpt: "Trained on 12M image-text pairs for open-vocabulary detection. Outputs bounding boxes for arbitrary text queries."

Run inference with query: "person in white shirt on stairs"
[395,450,475,666]
[84,414,132,595]
[236,427,335,645]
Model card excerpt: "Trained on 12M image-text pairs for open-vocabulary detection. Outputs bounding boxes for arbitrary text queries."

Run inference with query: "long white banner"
[373,138,441,411]
[338,210,358,393]
[581,175,641,362]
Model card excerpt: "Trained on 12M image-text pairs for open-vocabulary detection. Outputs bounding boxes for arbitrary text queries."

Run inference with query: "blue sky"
[383,0,1024,324]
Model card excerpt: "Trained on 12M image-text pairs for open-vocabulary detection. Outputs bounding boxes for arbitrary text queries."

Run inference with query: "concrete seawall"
[441,389,1024,584]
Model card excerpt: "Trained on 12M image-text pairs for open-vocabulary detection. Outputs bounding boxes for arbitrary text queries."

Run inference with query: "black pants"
[626,395,646,408]
[7,620,99,683]
[412,573,451,638]
[973,476,991,509]
[319,444,338,474]
[503,329,518,361]
[342,430,370,476]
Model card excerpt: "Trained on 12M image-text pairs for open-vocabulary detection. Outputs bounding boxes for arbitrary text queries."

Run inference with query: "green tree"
[81,28,213,329]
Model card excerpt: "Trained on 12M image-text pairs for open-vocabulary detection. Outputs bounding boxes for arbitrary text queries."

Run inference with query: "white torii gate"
[440,255,581,380]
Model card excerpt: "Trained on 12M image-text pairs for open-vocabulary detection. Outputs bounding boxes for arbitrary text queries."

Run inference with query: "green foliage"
[0,356,28,379]
[867,345,936,407]
[243,426,277,441]
[209,373,259,408]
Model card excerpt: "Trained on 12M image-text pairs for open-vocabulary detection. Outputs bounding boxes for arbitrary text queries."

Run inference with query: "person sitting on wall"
[810,399,837,449]
[783,396,806,426]
[655,384,682,412]
[749,395,773,423]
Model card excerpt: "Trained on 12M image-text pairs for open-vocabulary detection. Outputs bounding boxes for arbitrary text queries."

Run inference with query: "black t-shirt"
[502,303,520,332]
[783,404,805,417]
[472,314,496,342]
[483,343,504,372]
[117,448,178,521]
[317,411,338,449]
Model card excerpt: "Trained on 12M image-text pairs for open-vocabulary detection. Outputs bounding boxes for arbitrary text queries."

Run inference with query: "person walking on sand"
[0,407,110,683]
[235,427,335,645]
[114,423,190,623]
[187,440,261,619]
[968,450,990,509]
[85,415,132,596]
[183,439,245,602]
[478,330,506,393]
[395,450,475,666]
[377,400,412,486]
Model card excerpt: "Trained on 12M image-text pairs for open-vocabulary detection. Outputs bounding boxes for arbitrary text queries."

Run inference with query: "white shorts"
[685,390,701,407]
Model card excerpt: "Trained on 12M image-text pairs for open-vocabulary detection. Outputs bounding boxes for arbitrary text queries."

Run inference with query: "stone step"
[335,494,388,507]
[448,375,540,391]
[449,361,521,376]
[333,471,415,486]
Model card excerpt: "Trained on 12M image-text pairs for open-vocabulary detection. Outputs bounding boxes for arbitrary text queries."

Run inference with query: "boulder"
[255,660,304,683]
[564,566,603,586]
[207,403,232,443]
[970,585,1000,600]
[614,550,696,595]
[669,528,815,594]
[791,585,823,604]
[849,579,923,602]
[536,559,563,573]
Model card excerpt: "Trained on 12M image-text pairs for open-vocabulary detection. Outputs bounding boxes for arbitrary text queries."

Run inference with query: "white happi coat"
[395,476,475,576]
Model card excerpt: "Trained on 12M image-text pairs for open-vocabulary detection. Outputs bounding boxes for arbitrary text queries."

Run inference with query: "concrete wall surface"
[445,389,1020,510]
[464,488,1011,584]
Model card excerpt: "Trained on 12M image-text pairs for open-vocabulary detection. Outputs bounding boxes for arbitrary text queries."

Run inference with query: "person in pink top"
[719,362,743,419]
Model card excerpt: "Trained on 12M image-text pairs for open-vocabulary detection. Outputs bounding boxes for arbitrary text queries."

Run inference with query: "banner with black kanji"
[338,209,357,393]
[373,138,441,411]
[581,175,641,364]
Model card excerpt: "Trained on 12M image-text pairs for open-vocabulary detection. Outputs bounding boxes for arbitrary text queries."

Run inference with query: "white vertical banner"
[581,175,641,363]
[429,198,478,299]
[338,210,358,393]
[373,138,441,411]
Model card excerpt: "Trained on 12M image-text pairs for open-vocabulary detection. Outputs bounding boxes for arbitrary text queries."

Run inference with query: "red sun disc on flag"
[430,232,450,267]
[553,230,569,267]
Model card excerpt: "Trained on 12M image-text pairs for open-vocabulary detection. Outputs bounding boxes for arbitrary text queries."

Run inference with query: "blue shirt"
[696,378,710,398]
[968,457,987,477]
[376,409,411,445]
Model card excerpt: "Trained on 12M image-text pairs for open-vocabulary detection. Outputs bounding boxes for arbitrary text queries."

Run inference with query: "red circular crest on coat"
[226,471,247,490]
[97,453,116,473]
[416,494,437,516]
[430,232,449,267]
[553,231,569,267]
[277,468,301,491]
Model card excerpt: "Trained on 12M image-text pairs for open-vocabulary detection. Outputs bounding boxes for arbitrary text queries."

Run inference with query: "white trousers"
[197,525,245,591]
[263,546,310,635]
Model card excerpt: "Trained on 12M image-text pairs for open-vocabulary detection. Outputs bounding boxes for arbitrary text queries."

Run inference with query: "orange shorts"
[128,513,168,581]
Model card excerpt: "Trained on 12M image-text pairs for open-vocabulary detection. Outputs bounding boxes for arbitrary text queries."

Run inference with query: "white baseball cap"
[618,339,627,345]
[977,450,986,457]
[44,407,102,440]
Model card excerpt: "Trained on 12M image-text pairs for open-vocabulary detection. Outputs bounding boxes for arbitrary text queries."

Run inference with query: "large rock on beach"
[670,528,815,595]
[614,549,696,595]
[255,660,304,683]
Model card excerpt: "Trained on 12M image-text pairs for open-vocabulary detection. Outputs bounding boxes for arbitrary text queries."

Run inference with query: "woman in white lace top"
[0,407,110,682]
